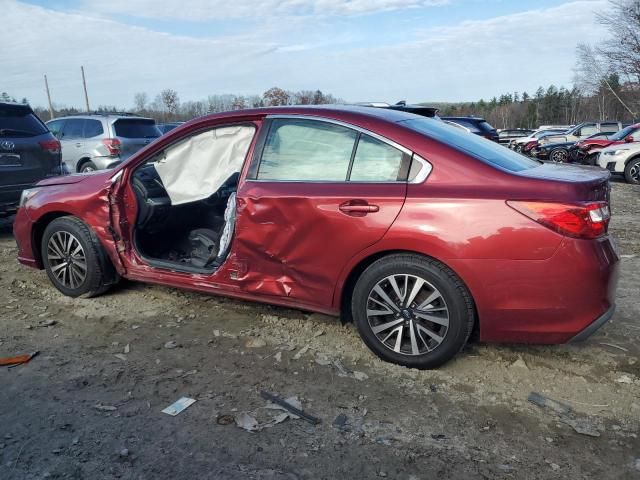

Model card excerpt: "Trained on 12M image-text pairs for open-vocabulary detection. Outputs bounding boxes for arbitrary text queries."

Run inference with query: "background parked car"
[0,102,63,218]
[509,128,568,152]
[46,113,161,173]
[572,123,640,164]
[537,121,622,146]
[157,122,184,135]
[597,141,640,184]
[440,116,499,141]
[531,132,610,162]
[497,128,535,144]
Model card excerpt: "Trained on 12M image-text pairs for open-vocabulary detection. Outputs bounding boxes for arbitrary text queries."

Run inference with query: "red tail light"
[101,138,121,156]
[38,139,61,154]
[507,201,610,239]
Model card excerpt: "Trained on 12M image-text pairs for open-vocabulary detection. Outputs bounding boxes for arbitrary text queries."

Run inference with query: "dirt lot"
[1,181,639,480]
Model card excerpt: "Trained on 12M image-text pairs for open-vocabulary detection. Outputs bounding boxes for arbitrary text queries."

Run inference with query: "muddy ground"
[1,181,639,480]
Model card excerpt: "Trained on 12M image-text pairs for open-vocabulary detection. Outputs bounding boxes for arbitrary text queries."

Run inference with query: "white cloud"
[0,0,610,108]
[81,0,450,20]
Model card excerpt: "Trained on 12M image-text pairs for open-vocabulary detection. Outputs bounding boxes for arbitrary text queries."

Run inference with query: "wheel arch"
[31,211,74,268]
[337,249,479,338]
[76,157,93,172]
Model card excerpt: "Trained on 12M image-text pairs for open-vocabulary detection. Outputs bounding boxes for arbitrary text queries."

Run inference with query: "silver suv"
[46,113,161,173]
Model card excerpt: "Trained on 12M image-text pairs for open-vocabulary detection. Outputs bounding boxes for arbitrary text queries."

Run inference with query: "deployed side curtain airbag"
[154,125,254,205]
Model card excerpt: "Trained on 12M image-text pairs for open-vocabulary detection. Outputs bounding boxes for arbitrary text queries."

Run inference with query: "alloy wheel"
[630,160,640,183]
[82,166,95,173]
[366,274,449,356]
[551,149,568,163]
[47,231,87,289]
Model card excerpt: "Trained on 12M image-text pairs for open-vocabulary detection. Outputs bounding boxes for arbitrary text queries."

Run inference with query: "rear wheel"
[624,157,640,184]
[352,254,475,369]
[80,161,98,173]
[42,216,114,297]
[550,148,569,163]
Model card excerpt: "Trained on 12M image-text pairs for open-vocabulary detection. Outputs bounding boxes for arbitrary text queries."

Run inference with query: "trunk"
[516,163,610,203]
[0,133,61,187]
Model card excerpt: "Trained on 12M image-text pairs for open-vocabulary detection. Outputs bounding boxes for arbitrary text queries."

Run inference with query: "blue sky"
[2,0,609,109]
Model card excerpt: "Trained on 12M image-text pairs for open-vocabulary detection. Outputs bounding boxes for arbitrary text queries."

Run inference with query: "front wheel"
[550,148,569,163]
[41,216,115,297]
[624,157,640,184]
[352,254,475,369]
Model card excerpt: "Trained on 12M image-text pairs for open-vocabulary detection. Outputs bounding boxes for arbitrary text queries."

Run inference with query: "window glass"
[114,119,160,139]
[258,120,357,181]
[350,135,405,181]
[0,106,47,137]
[401,117,540,172]
[61,119,85,139]
[47,119,64,137]
[84,119,104,138]
[579,125,598,136]
[630,130,640,141]
[600,123,619,133]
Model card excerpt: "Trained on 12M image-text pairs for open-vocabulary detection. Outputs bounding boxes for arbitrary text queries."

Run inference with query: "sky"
[1,0,610,109]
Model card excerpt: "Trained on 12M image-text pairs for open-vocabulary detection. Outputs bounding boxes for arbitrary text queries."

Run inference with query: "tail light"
[507,201,610,239]
[38,139,61,154]
[101,138,121,156]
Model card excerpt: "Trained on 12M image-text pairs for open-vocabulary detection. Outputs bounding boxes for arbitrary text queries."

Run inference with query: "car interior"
[130,125,255,272]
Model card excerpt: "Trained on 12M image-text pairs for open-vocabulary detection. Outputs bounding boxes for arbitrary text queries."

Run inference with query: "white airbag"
[154,125,254,205]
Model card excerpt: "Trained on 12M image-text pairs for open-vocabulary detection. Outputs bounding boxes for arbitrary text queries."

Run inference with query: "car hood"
[600,142,640,154]
[36,170,111,187]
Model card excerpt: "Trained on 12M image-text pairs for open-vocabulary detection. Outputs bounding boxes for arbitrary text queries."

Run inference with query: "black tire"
[80,161,98,173]
[549,148,569,163]
[41,216,115,298]
[624,157,640,184]
[351,254,475,369]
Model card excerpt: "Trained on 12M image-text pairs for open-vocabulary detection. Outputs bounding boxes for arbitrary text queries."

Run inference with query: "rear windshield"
[113,119,160,139]
[401,118,541,172]
[478,121,495,132]
[0,106,47,137]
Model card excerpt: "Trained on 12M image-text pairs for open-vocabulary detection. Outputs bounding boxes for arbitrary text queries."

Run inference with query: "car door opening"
[131,124,254,272]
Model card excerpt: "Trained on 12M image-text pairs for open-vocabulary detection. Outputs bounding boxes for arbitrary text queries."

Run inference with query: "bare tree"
[263,87,289,106]
[597,0,640,83]
[160,89,180,120]
[133,92,148,112]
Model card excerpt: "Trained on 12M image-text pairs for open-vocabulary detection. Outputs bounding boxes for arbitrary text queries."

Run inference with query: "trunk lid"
[515,163,610,203]
[111,118,160,160]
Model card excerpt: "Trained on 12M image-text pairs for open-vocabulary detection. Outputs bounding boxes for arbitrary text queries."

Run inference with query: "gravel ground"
[0,181,639,480]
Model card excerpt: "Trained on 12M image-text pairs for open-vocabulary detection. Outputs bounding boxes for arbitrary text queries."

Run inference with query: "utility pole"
[81,66,90,112]
[44,74,54,120]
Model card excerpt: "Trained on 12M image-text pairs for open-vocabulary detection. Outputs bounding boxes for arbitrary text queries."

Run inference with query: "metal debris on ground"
[260,390,321,425]
[0,351,39,367]
[162,397,196,416]
[528,392,601,437]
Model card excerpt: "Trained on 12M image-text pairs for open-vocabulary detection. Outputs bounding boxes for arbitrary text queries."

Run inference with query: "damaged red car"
[13,106,619,368]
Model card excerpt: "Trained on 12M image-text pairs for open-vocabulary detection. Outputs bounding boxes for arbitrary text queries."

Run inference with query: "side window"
[631,130,640,141]
[61,119,85,139]
[600,123,619,133]
[47,119,64,138]
[579,125,598,136]
[350,134,406,182]
[83,119,104,138]
[257,120,357,181]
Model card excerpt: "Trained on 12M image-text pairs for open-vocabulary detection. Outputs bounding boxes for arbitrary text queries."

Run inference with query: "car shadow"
[0,216,15,236]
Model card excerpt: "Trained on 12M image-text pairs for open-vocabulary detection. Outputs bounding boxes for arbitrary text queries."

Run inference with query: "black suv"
[441,116,499,142]
[0,103,63,218]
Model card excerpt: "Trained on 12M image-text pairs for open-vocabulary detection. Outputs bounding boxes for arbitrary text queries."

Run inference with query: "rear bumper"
[449,235,620,344]
[569,304,615,342]
[92,156,123,170]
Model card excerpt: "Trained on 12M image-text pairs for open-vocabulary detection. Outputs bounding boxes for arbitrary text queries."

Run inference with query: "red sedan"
[13,106,619,368]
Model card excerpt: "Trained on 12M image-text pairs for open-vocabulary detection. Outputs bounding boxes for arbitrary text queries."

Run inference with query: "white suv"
[597,142,640,184]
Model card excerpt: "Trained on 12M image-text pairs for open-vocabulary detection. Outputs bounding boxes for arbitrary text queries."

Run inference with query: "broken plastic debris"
[0,351,39,367]
[528,392,601,437]
[162,397,196,416]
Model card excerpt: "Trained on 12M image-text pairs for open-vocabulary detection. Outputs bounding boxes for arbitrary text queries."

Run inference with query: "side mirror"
[625,135,634,143]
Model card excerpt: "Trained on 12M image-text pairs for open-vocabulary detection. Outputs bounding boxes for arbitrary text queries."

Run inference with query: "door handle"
[339,200,380,216]
[75,143,82,147]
